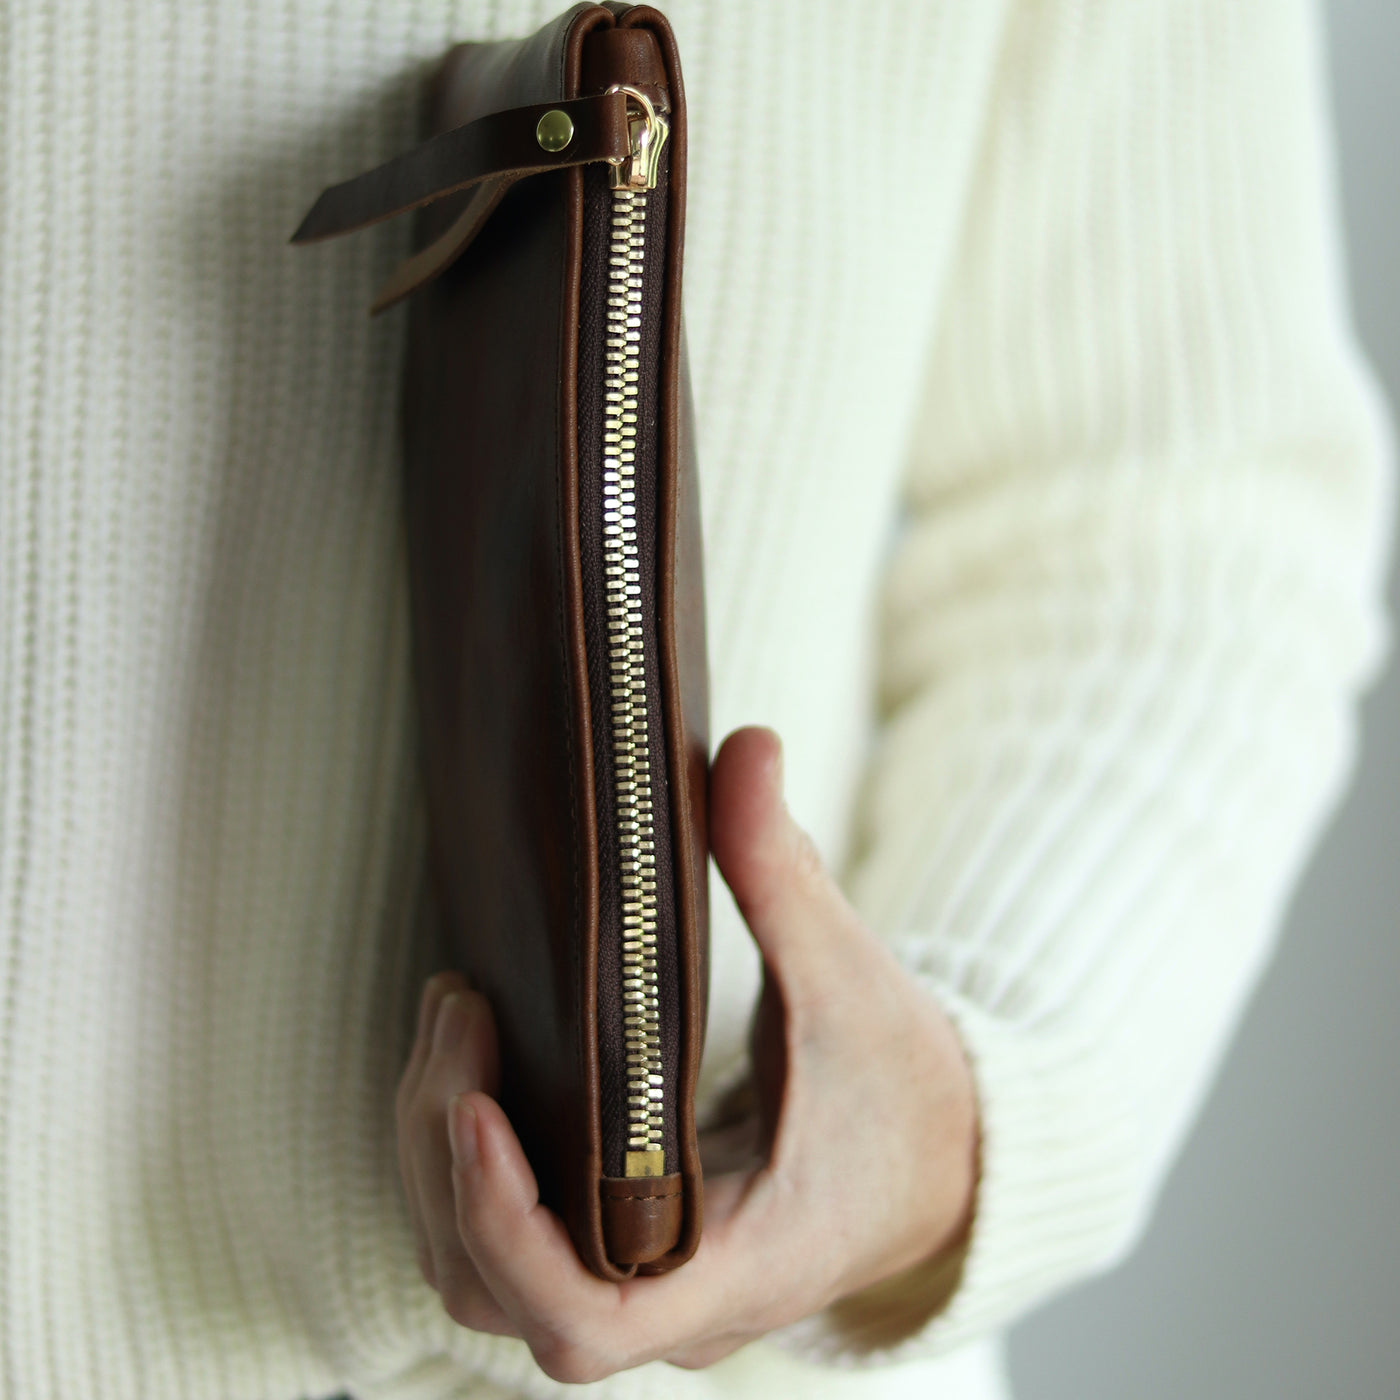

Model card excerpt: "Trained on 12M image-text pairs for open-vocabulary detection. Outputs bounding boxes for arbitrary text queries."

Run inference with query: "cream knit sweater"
[0,1,1391,1398]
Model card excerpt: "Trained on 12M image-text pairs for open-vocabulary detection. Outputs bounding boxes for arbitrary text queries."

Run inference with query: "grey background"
[1007,3,1400,1397]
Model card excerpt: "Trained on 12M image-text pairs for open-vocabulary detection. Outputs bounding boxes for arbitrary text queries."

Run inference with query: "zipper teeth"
[603,185,664,1160]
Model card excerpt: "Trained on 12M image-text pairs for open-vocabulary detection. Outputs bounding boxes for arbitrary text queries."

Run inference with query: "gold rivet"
[535,109,574,153]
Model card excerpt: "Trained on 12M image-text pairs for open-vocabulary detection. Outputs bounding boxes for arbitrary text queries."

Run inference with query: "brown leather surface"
[600,1174,685,1265]
[391,1,706,1282]
[290,91,630,243]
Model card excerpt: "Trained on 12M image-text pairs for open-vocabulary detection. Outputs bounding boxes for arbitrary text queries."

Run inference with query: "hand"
[394,726,979,1382]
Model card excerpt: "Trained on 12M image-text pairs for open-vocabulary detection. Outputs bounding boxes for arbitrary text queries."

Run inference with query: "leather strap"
[290,90,631,245]
[369,176,514,315]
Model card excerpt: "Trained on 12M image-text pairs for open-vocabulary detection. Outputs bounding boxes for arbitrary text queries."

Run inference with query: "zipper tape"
[602,177,667,1174]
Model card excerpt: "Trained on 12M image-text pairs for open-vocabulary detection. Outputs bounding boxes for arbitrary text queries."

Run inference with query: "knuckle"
[785,831,844,922]
[440,1279,492,1334]
[789,825,826,884]
[669,1352,710,1372]
[441,1295,476,1331]
[530,1336,611,1386]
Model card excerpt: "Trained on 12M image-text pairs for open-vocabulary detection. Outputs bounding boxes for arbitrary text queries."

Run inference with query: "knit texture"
[0,2,1390,1398]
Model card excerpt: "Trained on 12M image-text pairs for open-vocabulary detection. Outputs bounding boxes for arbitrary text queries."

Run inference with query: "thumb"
[709,727,858,980]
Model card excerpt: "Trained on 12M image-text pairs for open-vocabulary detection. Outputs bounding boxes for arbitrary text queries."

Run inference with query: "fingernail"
[433,992,467,1054]
[449,1095,478,1167]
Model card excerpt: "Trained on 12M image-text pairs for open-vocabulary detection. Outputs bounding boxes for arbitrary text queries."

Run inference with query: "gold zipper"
[601,87,670,1179]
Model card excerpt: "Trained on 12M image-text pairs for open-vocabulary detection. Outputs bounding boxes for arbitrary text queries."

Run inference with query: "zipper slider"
[604,84,670,191]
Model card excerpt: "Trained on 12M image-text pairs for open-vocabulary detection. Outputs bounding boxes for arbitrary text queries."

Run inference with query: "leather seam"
[550,136,586,1272]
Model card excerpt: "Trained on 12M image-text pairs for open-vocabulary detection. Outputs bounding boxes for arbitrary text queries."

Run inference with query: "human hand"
[395,726,979,1382]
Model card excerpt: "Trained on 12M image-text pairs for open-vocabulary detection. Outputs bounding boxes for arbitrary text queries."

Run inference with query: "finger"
[400,970,467,1112]
[396,971,466,1284]
[401,985,476,1289]
[448,1092,716,1377]
[450,1093,776,1382]
[411,990,515,1334]
[442,1092,613,1366]
[709,727,865,991]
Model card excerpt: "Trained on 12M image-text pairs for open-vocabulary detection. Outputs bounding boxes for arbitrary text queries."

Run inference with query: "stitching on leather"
[554,18,581,925]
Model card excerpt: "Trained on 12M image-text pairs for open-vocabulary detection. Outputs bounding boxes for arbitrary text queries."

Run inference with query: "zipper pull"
[605,84,670,191]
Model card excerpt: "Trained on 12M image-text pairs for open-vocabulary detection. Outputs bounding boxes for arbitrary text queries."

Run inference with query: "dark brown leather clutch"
[292,2,708,1280]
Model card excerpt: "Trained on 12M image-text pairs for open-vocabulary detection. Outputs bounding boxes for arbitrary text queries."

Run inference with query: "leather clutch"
[291,2,708,1280]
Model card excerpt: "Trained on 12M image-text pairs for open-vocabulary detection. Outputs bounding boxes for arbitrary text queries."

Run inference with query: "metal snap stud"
[535,109,574,153]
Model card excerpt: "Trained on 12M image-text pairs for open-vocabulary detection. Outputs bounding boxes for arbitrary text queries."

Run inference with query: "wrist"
[840,985,985,1299]
[833,985,981,1319]
[916,992,981,1263]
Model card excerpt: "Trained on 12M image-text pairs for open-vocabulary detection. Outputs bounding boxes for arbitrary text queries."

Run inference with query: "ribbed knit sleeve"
[773,0,1393,1366]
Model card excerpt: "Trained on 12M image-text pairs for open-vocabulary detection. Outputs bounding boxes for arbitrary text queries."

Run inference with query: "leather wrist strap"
[290,90,631,245]
[366,176,515,314]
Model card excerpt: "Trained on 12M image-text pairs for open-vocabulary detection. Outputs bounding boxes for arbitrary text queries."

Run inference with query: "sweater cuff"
[767,969,1144,1368]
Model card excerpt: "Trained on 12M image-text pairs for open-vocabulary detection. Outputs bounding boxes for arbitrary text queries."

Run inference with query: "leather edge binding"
[600,1173,685,1266]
